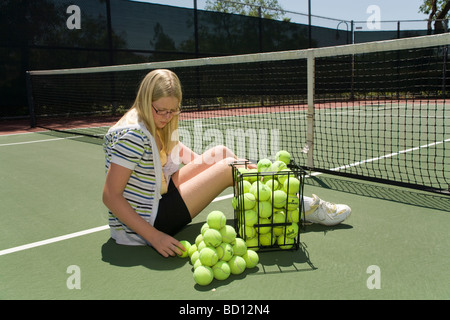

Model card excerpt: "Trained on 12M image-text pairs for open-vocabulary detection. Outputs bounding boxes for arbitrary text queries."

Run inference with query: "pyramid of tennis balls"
[179,210,260,286]
[232,150,300,250]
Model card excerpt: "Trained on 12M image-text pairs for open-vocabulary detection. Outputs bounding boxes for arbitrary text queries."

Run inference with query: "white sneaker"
[304,194,351,226]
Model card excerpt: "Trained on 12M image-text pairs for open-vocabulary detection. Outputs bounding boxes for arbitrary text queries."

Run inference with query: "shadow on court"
[306,175,450,212]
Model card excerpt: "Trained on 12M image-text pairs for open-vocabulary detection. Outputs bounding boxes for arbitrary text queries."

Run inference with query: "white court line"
[0,136,82,147]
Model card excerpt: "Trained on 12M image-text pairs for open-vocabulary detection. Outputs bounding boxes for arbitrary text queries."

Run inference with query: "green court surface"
[1,130,450,300]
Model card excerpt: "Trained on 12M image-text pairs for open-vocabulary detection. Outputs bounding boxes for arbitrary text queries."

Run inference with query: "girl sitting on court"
[102,69,351,258]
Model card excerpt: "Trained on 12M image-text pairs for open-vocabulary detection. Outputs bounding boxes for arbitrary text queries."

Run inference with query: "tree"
[419,0,450,33]
[205,0,288,21]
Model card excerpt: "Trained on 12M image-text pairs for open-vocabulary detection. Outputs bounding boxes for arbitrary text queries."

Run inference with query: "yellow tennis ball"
[287,208,300,223]
[190,250,200,265]
[242,249,259,268]
[271,160,288,172]
[256,201,272,218]
[256,218,271,234]
[245,237,260,251]
[249,181,271,201]
[275,150,291,165]
[259,233,276,246]
[203,228,223,247]
[207,210,227,230]
[195,234,203,247]
[283,177,300,194]
[271,190,287,208]
[188,243,198,257]
[277,236,295,250]
[212,261,231,280]
[242,193,256,210]
[243,209,258,226]
[277,169,293,185]
[265,178,279,191]
[241,180,252,193]
[199,246,219,266]
[232,238,247,256]
[200,222,210,236]
[257,158,272,172]
[177,240,191,258]
[273,226,285,236]
[246,168,258,183]
[285,223,299,239]
[193,265,214,286]
[220,225,237,243]
[229,255,246,275]
[193,258,203,270]
[239,224,256,240]
[272,210,286,224]
[216,242,234,261]
[286,195,299,210]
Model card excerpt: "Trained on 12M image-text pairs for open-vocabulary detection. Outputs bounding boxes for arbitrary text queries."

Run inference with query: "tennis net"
[27,33,450,194]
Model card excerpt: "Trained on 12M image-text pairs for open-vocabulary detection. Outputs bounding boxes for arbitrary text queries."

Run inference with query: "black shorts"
[154,179,192,236]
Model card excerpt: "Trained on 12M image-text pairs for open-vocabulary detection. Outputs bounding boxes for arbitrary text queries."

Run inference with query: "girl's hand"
[150,230,184,258]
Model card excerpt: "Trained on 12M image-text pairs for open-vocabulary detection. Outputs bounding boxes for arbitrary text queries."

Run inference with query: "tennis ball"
[273,226,285,236]
[195,234,203,247]
[193,258,203,270]
[246,168,258,183]
[286,195,300,210]
[177,240,191,258]
[239,224,256,240]
[203,228,223,247]
[287,208,300,223]
[243,209,258,226]
[212,261,231,280]
[193,265,214,286]
[188,243,198,257]
[200,222,210,236]
[277,169,293,185]
[272,190,287,208]
[256,201,272,218]
[257,158,272,172]
[197,240,207,252]
[285,223,299,239]
[271,160,287,172]
[272,210,286,224]
[283,177,300,194]
[190,250,200,265]
[216,242,234,261]
[231,196,238,209]
[259,233,275,246]
[242,250,259,269]
[219,225,237,243]
[256,218,271,234]
[277,236,295,250]
[207,210,227,230]
[232,238,247,256]
[241,180,252,193]
[265,178,279,191]
[245,237,259,251]
[229,255,246,275]
[243,193,256,210]
[275,150,291,165]
[249,182,271,201]
[199,246,219,267]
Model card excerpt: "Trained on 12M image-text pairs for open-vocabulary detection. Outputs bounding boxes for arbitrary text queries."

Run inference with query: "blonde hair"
[126,69,182,154]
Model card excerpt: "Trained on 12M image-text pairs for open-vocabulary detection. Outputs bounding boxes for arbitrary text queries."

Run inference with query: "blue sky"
[135,0,429,30]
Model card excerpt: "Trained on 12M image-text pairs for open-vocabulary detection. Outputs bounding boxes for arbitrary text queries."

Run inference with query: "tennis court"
[2,34,450,302]
[1,116,450,301]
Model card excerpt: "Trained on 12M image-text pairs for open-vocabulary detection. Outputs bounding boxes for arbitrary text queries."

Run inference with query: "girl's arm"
[102,163,184,257]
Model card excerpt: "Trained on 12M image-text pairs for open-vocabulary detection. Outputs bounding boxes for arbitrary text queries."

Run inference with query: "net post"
[26,71,36,128]
[306,52,315,169]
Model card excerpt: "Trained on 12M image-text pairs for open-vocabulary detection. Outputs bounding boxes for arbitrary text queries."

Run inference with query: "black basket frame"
[231,160,306,252]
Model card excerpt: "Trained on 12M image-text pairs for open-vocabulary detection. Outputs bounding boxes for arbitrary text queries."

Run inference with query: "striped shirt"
[103,125,162,245]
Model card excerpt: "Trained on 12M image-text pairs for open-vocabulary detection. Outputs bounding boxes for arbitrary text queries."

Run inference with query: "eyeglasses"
[152,104,181,116]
